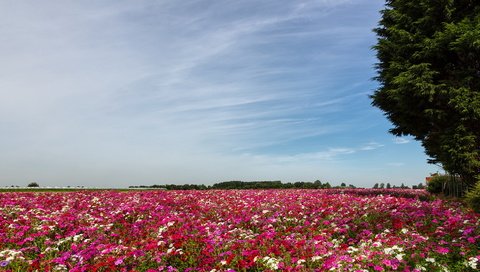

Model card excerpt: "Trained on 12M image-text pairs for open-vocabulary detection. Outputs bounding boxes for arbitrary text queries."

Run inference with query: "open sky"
[0,0,440,188]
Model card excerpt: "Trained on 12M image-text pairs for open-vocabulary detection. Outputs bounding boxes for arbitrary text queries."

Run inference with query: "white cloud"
[393,137,411,144]
[359,142,384,151]
[244,141,383,166]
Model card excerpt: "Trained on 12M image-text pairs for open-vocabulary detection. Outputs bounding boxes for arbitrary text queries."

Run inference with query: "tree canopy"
[371,0,480,185]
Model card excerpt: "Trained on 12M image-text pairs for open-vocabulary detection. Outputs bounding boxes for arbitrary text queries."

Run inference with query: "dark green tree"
[371,0,480,186]
[27,182,39,187]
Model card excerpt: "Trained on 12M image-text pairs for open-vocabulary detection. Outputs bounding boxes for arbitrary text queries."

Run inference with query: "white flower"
[53,264,68,271]
[72,234,83,242]
[384,247,394,255]
[396,253,404,261]
[466,256,478,269]
[347,246,359,253]
[415,265,427,271]
[262,256,281,270]
[0,249,23,261]
[426,257,435,263]
[158,226,167,235]
[391,245,403,252]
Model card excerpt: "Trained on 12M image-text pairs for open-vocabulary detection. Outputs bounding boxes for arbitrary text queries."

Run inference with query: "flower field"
[0,189,479,271]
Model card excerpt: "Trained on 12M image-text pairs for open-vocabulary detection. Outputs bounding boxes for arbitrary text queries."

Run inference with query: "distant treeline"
[5,180,422,191]
[129,180,358,190]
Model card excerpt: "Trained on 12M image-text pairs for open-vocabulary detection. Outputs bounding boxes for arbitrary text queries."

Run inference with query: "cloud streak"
[0,0,437,187]
[393,138,411,144]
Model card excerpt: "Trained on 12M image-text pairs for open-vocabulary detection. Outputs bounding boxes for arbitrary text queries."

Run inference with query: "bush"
[466,181,480,213]
[27,182,39,187]
[426,175,449,194]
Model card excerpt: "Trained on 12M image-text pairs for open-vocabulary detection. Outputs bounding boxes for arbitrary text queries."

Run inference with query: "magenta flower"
[436,247,450,254]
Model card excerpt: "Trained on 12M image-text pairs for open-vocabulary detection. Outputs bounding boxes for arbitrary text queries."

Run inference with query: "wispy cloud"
[359,142,384,151]
[0,0,435,187]
[393,138,411,144]
[245,141,384,166]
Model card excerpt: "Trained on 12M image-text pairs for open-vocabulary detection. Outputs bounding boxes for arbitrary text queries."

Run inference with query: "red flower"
[392,218,403,230]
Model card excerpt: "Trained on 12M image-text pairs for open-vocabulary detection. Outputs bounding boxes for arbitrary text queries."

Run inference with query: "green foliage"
[412,183,425,189]
[371,0,480,186]
[426,174,468,197]
[211,180,334,189]
[27,182,39,187]
[466,180,480,213]
[212,180,284,189]
[130,180,338,190]
[427,175,449,194]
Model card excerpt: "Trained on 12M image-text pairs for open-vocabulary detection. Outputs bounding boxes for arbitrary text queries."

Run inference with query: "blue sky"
[0,0,440,187]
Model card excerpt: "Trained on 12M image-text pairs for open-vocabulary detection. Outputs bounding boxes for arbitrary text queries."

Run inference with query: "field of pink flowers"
[0,189,479,271]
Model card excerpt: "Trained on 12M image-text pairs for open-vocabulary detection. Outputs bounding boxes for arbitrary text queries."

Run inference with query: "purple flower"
[0,260,9,267]
[114,257,124,265]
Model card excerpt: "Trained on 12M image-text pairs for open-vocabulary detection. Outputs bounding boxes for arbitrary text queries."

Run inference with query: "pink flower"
[436,247,449,254]
[114,257,124,265]
[382,260,392,267]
